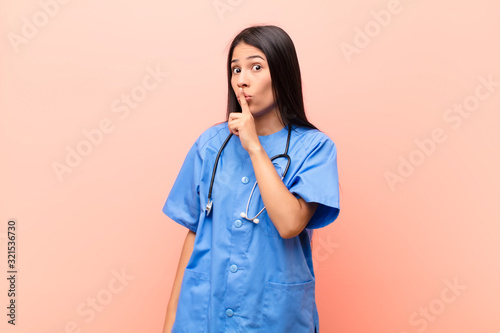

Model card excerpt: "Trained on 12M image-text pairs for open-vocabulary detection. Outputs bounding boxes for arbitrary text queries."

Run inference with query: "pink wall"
[1,0,499,332]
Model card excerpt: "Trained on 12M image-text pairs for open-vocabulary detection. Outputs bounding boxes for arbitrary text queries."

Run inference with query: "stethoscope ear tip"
[240,212,259,224]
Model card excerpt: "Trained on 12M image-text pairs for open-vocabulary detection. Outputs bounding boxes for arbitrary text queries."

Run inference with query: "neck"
[254,109,284,136]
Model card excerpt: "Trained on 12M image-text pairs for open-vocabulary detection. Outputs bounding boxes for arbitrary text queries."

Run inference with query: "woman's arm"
[247,146,318,239]
[163,229,196,333]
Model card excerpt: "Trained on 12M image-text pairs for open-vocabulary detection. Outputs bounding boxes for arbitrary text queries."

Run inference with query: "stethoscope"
[205,124,292,224]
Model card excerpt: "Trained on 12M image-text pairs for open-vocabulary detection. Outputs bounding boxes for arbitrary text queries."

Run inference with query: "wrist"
[247,142,264,157]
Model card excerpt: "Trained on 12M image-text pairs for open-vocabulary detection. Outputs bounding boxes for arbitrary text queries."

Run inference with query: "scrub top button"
[229,264,238,273]
[234,219,242,228]
[241,176,249,184]
[225,308,234,317]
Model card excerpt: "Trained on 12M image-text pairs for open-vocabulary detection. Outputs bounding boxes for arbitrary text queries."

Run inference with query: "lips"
[237,92,252,100]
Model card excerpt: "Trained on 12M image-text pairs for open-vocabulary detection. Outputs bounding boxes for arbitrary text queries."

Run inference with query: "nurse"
[162,25,340,333]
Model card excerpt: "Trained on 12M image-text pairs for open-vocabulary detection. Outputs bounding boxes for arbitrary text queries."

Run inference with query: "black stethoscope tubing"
[205,124,292,217]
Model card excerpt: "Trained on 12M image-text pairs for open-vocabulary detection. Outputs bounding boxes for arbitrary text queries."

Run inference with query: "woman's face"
[230,43,277,117]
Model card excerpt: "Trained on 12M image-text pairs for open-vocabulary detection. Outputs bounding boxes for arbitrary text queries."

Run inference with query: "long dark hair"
[225,25,317,131]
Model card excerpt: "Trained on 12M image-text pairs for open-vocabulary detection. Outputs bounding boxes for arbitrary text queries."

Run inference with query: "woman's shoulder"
[194,121,229,150]
[292,125,337,152]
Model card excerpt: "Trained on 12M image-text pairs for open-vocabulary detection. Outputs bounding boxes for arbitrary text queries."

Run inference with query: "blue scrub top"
[163,122,340,333]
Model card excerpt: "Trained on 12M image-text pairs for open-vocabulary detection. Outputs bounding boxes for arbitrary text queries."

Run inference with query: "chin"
[251,110,269,118]
[254,105,276,117]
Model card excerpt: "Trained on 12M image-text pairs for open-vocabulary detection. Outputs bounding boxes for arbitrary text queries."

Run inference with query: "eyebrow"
[231,55,265,63]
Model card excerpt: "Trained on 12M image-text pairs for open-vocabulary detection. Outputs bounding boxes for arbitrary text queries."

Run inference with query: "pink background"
[1,0,499,332]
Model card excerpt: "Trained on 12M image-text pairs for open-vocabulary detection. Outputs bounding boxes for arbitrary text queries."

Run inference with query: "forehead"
[232,43,267,61]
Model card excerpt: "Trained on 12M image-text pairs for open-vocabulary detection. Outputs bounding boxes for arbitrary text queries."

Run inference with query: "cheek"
[262,80,274,103]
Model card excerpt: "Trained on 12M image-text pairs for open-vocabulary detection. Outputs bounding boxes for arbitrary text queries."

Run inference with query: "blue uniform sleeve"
[162,136,203,233]
[288,135,340,229]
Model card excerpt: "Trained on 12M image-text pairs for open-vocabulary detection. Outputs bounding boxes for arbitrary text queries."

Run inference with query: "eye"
[232,67,240,74]
[252,64,262,71]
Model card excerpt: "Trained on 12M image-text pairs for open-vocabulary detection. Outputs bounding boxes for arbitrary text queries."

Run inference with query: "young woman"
[162,25,340,333]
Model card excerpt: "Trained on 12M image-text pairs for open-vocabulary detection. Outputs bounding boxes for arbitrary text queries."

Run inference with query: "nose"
[237,70,248,88]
